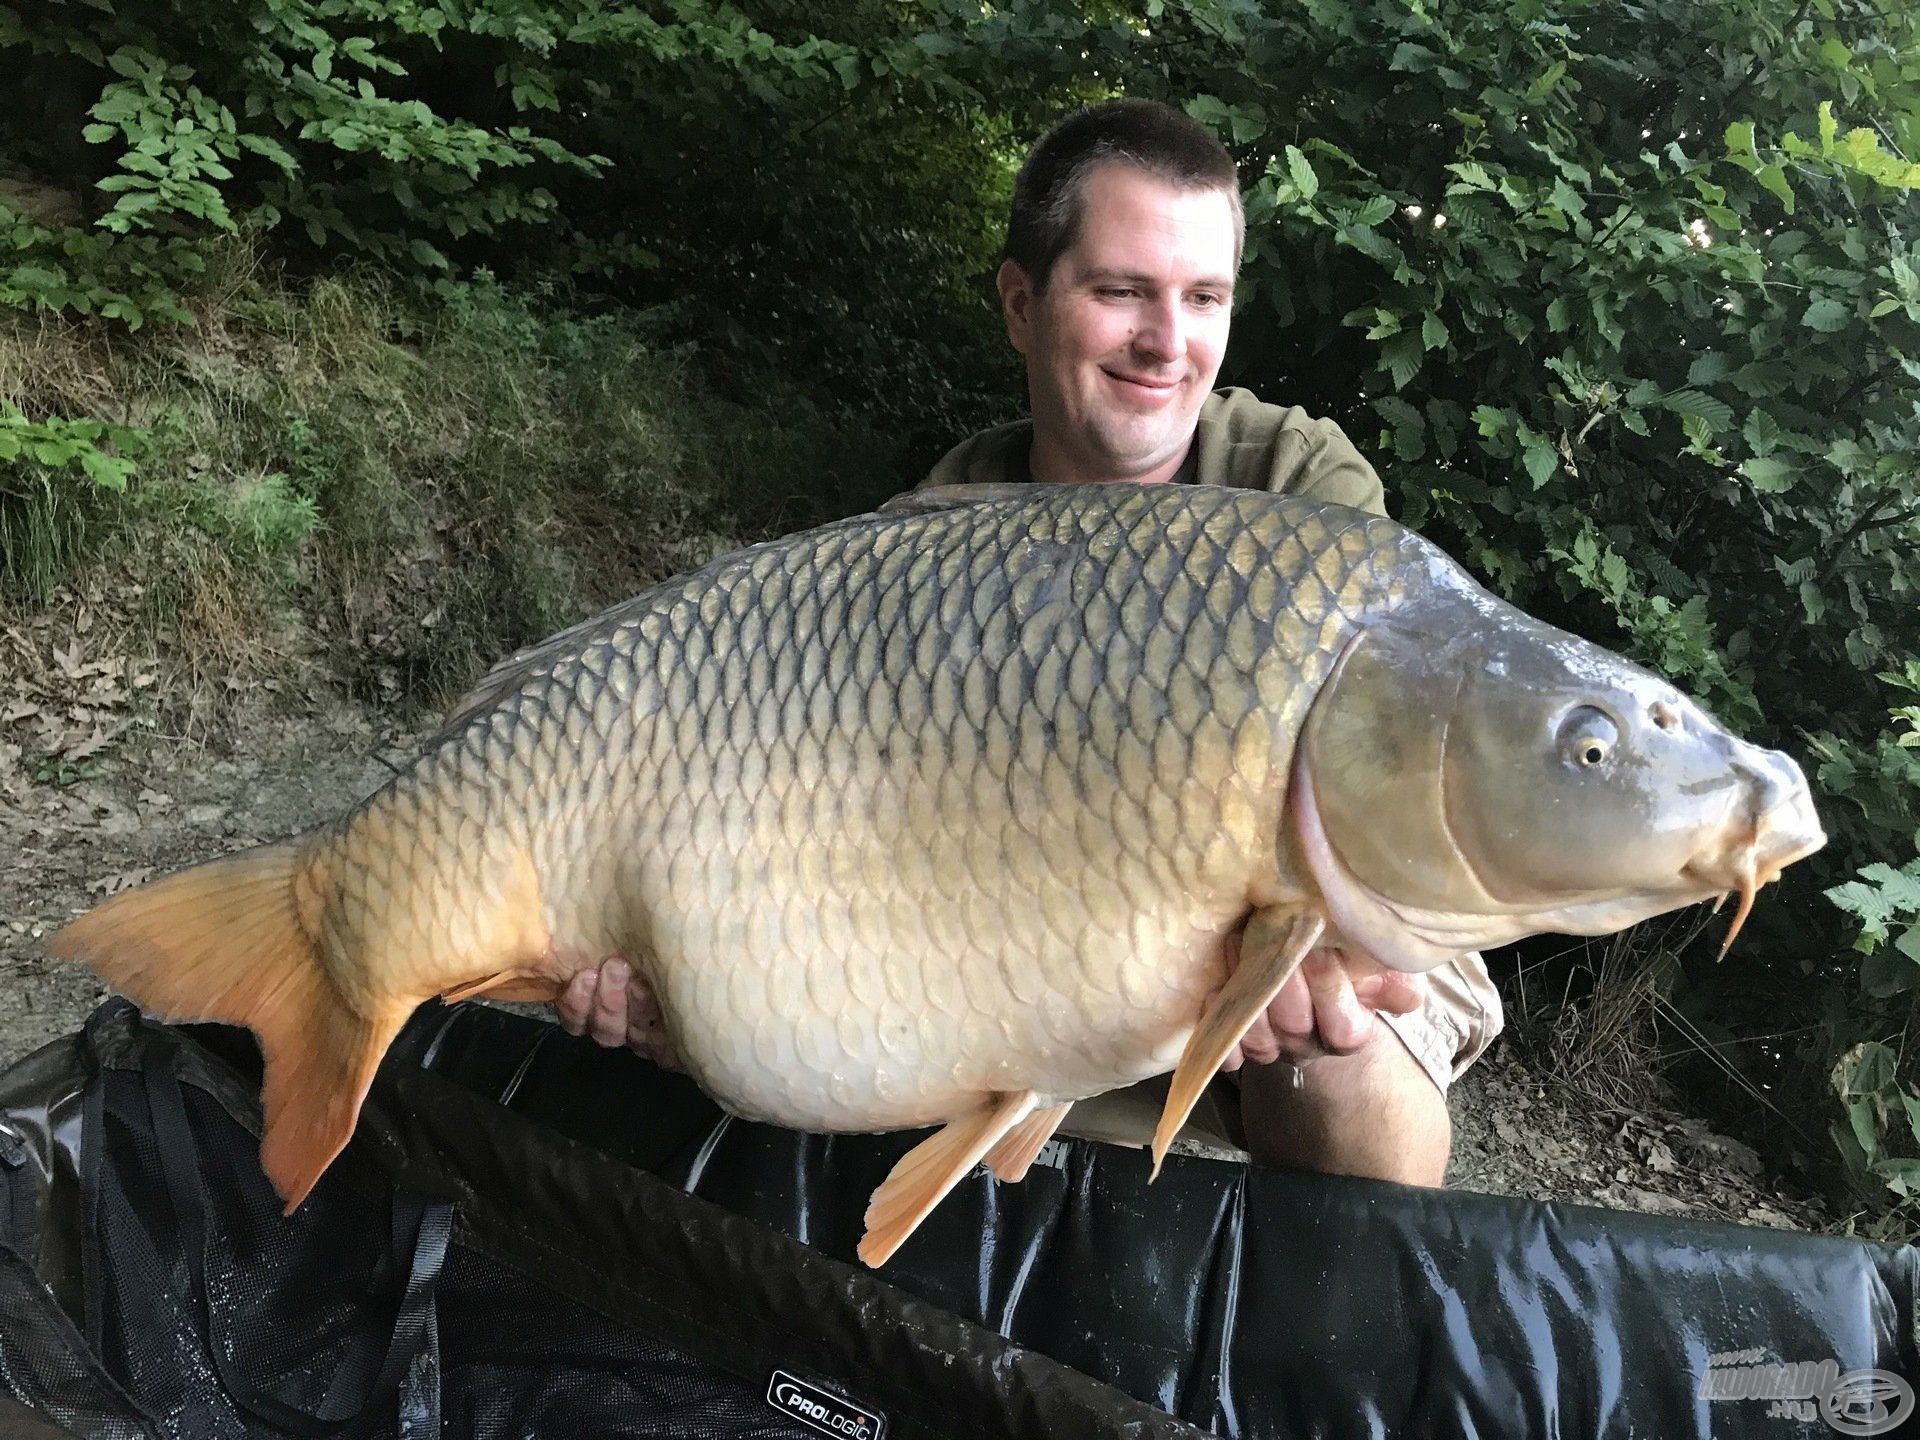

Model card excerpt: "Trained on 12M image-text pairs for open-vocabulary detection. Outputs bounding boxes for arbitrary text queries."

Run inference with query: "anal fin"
[1151,906,1324,1178]
[983,1102,1071,1183]
[258,981,413,1214]
[858,1091,1039,1267]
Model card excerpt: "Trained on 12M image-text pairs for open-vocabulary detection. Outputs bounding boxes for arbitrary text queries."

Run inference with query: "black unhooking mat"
[0,997,1915,1439]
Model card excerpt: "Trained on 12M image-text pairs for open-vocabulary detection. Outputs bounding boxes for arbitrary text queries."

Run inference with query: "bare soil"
[0,590,1839,1236]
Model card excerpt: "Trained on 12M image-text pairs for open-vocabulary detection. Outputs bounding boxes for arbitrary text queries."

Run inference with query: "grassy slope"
[1,260,904,713]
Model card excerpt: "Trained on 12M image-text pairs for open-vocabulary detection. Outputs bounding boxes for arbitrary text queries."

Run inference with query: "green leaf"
[1879,1159,1920,1199]
[1521,432,1558,487]
[1819,101,1839,153]
[1687,352,1730,385]
[1741,456,1796,492]
[1284,146,1318,202]
[1853,1042,1898,1095]
[1351,195,1394,227]
[1525,61,1566,103]
[1756,164,1795,212]
[1725,120,1757,155]
[1742,410,1780,455]
[1381,331,1421,390]
[1896,923,1920,967]
[1849,1098,1880,1162]
[1421,312,1450,352]
[1661,389,1734,431]
[1364,308,1402,340]
[1799,577,1826,622]
[1374,396,1426,460]
[1801,297,1851,331]
[105,48,151,80]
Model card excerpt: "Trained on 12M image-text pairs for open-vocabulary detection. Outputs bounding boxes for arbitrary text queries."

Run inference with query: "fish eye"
[1557,707,1619,769]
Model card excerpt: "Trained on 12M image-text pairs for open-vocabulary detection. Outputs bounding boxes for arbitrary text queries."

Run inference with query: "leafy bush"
[0,403,149,597]
[0,0,1021,470]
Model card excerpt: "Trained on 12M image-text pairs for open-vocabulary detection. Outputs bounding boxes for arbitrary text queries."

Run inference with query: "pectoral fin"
[858,1091,1039,1267]
[439,969,565,1003]
[983,1102,1071,1183]
[1150,906,1324,1178]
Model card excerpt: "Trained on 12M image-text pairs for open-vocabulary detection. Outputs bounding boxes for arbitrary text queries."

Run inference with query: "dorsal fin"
[875,482,1042,519]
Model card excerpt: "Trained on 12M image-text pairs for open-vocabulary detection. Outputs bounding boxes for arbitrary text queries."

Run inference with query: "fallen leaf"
[51,641,84,677]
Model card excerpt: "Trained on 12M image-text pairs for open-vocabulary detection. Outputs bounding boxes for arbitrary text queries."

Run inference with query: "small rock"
[184,803,227,827]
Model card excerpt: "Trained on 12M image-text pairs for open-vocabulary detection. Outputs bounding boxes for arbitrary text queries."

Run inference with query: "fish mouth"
[1682,790,1827,956]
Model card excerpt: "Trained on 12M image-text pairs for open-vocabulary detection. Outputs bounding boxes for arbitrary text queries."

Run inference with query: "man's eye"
[1190,293,1227,309]
[1098,287,1136,300]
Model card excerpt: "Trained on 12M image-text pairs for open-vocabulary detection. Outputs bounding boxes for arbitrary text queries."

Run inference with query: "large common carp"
[53,484,1824,1265]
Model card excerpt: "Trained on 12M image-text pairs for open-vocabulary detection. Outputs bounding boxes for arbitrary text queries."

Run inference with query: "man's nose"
[1131,295,1183,363]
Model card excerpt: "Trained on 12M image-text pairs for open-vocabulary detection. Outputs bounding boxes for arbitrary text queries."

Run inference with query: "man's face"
[1001,162,1237,484]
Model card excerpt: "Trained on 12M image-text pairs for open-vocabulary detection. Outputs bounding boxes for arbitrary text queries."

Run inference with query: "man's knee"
[1238,1026,1451,1187]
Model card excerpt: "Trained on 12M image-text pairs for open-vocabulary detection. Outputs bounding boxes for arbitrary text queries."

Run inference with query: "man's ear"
[997,258,1036,355]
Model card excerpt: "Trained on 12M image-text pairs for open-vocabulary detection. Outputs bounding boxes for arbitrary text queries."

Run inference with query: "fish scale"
[56,480,1824,1266]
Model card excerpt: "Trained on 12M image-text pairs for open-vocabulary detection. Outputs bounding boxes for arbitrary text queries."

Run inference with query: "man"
[557,98,1501,1186]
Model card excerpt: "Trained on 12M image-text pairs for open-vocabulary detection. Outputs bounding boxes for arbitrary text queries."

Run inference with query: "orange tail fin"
[48,841,409,1214]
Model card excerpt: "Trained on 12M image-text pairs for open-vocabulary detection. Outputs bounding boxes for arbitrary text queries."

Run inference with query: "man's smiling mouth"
[1103,369,1179,393]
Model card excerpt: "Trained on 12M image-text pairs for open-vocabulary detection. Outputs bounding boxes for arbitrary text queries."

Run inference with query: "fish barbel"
[52,484,1825,1264]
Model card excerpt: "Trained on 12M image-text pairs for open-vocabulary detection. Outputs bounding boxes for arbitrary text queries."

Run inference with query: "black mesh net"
[0,1247,148,1440]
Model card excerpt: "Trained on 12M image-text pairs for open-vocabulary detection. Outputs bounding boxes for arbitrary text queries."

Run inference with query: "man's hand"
[1218,946,1425,1072]
[555,958,683,1071]
[556,943,1424,1075]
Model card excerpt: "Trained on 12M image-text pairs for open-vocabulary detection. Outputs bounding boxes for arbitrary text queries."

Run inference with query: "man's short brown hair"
[1005,98,1245,292]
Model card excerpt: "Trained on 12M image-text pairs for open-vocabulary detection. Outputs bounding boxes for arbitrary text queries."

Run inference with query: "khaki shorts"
[1379,951,1504,1096]
[1061,952,1504,1156]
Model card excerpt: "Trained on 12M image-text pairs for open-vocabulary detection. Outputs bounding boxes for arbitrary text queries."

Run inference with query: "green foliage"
[1830,1040,1920,1215]
[0,403,150,597]
[0,0,1021,468]
[0,405,147,491]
